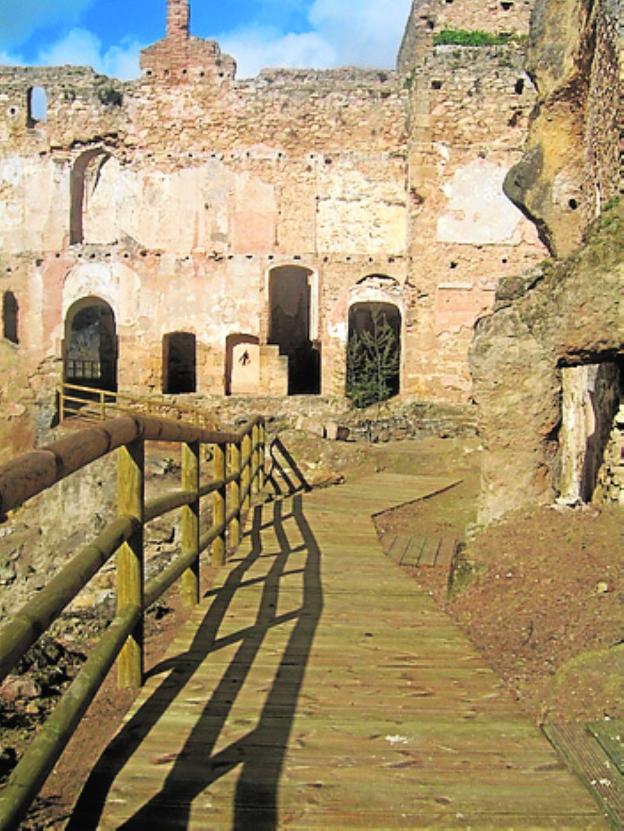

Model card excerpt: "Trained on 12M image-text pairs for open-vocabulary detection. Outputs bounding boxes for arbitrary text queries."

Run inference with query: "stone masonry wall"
[0,0,548,458]
[404,43,545,398]
[399,0,533,72]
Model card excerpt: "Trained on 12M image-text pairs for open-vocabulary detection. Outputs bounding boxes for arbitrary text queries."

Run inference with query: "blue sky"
[0,0,413,79]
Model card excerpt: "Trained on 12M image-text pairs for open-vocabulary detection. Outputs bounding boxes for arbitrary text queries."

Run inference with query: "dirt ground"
[3,431,623,827]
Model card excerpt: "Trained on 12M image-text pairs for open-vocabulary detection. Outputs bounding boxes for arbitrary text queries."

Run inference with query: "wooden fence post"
[252,424,260,495]
[117,437,145,689]
[180,441,200,607]
[212,442,226,567]
[258,421,266,491]
[242,432,251,515]
[229,441,241,549]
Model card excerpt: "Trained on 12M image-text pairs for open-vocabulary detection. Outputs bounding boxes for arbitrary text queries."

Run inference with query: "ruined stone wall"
[404,43,545,398]
[0,0,552,458]
[399,0,532,72]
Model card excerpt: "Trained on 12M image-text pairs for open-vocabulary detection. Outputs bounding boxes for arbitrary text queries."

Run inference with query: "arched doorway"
[64,297,118,391]
[347,302,401,408]
[268,265,320,395]
[162,332,197,394]
[225,334,260,396]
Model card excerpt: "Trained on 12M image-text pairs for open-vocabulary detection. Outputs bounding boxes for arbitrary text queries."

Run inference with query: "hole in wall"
[569,198,579,211]
[162,332,197,394]
[3,292,19,345]
[514,78,525,95]
[27,87,48,126]
[268,265,321,395]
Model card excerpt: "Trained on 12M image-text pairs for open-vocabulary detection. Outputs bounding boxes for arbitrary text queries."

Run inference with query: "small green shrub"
[347,310,400,409]
[433,29,514,47]
[97,86,123,107]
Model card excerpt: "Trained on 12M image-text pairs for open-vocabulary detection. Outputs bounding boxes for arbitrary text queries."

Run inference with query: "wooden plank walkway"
[71,474,607,830]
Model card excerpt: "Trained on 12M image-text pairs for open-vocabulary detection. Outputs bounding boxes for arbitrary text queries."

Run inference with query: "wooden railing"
[58,382,217,431]
[0,412,266,830]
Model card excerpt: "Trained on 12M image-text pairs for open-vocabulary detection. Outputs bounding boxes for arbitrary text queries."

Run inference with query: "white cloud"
[218,0,413,78]
[220,27,336,78]
[309,0,412,68]
[37,28,143,80]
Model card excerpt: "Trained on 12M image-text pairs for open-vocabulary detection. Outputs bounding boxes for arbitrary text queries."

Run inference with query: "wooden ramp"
[72,475,606,830]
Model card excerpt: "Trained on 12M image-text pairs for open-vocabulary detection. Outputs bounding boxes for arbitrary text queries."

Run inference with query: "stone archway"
[225,334,260,396]
[346,274,403,406]
[64,297,118,391]
[347,301,402,406]
[70,148,112,245]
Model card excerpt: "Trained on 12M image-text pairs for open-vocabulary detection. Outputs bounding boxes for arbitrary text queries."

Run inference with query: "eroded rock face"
[504,0,621,257]
[471,205,624,522]
[472,0,622,523]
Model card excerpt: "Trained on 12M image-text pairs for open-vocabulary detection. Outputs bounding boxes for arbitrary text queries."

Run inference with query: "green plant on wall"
[347,309,400,409]
[434,29,516,47]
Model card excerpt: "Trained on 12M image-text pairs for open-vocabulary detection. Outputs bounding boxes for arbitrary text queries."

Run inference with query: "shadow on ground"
[69,480,322,830]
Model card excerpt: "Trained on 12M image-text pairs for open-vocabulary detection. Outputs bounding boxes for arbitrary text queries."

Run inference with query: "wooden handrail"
[0,411,266,830]
[59,381,219,432]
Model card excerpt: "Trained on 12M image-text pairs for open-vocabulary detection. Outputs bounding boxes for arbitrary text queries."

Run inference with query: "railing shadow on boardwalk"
[68,485,322,831]
[264,437,311,500]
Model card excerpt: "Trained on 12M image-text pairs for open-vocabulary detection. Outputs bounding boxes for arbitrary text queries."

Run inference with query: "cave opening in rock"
[163,332,197,394]
[3,291,19,345]
[347,301,401,407]
[64,297,118,391]
[558,357,623,504]
[268,265,320,395]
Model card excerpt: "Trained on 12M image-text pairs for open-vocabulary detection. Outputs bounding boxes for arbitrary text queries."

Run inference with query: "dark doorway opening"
[64,297,117,391]
[347,302,401,408]
[268,266,320,395]
[163,332,197,394]
[3,291,19,345]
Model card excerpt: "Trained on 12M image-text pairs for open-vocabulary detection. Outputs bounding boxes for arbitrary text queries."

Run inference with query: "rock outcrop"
[504,0,621,257]
[471,204,623,522]
[471,0,622,523]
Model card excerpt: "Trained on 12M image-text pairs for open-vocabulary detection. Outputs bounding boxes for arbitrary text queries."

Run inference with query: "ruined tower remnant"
[167,0,190,41]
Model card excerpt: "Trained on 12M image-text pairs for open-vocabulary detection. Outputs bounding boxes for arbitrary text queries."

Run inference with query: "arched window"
[2,292,19,344]
[163,332,197,394]
[347,301,401,408]
[70,149,111,245]
[27,87,48,126]
[64,297,117,391]
[225,333,260,396]
[268,265,320,395]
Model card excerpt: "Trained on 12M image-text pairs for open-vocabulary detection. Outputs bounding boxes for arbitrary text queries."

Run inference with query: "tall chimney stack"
[167,0,190,40]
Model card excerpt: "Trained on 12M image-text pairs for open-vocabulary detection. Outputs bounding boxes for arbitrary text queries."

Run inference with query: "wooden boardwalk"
[71,474,606,830]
